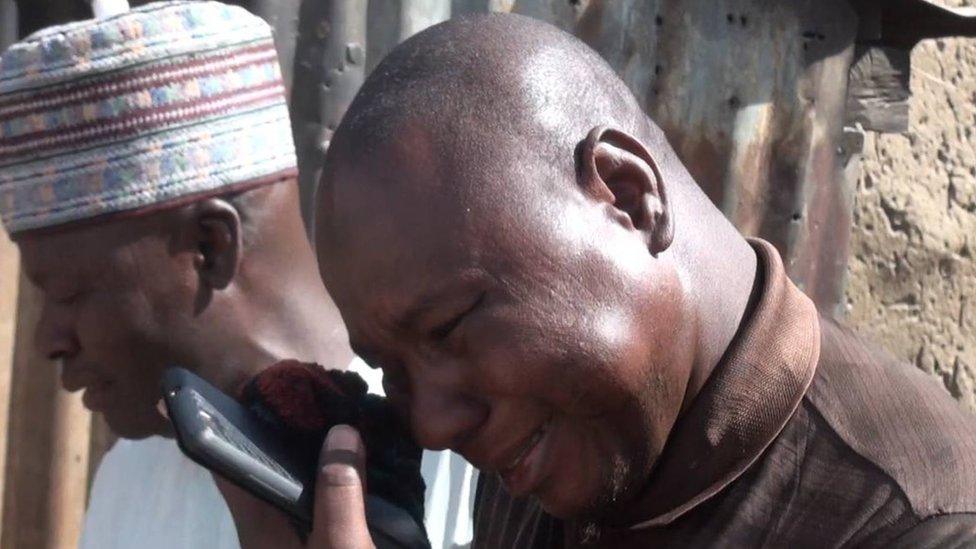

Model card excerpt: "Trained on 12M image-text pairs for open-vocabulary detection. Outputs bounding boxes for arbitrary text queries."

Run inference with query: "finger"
[309,424,373,549]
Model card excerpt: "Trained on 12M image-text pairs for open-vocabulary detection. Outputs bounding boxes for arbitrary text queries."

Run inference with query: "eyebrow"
[25,262,64,292]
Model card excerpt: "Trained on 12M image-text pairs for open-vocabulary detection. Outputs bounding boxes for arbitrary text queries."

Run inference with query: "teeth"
[504,421,548,473]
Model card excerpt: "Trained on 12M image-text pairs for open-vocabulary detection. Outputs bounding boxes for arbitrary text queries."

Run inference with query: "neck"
[228,258,352,394]
[198,206,353,396]
[673,192,759,413]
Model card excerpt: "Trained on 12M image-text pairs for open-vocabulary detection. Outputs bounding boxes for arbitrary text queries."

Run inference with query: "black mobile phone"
[161,367,429,549]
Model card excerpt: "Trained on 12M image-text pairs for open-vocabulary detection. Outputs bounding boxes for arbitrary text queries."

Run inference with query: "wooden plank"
[847,45,911,134]
[1,277,91,549]
[0,231,19,546]
[881,0,976,49]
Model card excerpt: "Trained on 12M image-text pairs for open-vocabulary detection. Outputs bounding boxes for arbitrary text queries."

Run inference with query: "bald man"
[224,13,976,549]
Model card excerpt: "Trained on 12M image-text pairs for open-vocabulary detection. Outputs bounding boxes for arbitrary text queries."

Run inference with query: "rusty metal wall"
[10,0,863,310]
[11,0,91,37]
[0,1,16,50]
[290,0,368,230]
[291,0,450,231]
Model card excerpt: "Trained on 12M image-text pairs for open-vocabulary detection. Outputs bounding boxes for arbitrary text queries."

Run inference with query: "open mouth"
[499,417,552,496]
[502,420,549,475]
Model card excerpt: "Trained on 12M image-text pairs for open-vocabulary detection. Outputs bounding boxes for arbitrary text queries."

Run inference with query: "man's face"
[319,146,690,520]
[18,215,197,438]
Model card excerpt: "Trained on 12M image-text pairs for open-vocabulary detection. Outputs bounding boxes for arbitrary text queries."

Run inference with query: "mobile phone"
[161,367,429,549]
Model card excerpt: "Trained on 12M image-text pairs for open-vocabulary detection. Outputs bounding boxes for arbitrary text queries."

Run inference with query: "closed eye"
[431,292,485,340]
[52,289,83,306]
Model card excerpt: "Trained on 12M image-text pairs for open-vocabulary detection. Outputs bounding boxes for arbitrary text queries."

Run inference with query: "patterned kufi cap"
[0,1,297,236]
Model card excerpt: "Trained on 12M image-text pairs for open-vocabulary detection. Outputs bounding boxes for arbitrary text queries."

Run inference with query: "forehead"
[17,215,161,286]
[320,155,530,321]
[320,165,481,316]
[317,119,585,328]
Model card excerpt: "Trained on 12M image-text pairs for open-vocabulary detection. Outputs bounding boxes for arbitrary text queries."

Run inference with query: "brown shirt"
[472,240,976,548]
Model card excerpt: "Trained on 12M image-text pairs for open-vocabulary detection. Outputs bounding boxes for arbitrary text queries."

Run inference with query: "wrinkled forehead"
[318,159,477,314]
[17,213,164,287]
[320,150,520,317]
[315,114,577,323]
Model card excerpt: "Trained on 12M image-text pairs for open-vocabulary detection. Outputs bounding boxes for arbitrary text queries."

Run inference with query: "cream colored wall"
[846,7,976,411]
[0,234,18,542]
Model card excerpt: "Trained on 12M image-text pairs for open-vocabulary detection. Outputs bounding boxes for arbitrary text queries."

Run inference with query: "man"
[0,3,474,548]
[233,13,976,548]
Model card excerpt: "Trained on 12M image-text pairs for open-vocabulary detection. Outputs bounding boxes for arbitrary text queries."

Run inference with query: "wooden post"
[1,277,91,549]
[0,9,19,543]
[0,234,19,547]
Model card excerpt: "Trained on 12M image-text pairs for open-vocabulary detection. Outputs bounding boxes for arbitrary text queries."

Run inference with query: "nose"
[34,300,79,362]
[407,366,487,451]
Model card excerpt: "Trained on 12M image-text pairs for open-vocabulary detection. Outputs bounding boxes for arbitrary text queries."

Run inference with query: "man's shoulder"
[804,318,976,517]
[888,513,976,548]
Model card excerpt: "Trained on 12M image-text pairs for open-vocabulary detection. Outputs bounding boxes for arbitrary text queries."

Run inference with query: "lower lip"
[500,424,550,497]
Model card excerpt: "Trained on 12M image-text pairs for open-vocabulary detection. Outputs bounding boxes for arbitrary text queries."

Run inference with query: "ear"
[189,198,243,290]
[578,126,674,255]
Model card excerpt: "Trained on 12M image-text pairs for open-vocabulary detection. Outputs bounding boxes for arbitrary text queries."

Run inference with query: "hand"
[215,425,375,549]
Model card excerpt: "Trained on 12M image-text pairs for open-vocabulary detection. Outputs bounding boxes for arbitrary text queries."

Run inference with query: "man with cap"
[0,3,474,548]
[228,13,976,549]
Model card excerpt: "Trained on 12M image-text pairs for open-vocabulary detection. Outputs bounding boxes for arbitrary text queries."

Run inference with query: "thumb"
[309,425,373,549]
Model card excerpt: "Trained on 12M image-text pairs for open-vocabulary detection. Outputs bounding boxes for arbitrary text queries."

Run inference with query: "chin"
[538,461,643,523]
[538,497,585,521]
[534,480,603,521]
[539,490,631,526]
[103,410,170,440]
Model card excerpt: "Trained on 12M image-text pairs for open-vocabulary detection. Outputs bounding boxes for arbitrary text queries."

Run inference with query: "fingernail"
[156,398,169,420]
[320,424,359,465]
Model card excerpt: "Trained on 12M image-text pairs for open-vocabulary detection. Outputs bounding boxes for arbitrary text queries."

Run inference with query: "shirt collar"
[622,238,821,529]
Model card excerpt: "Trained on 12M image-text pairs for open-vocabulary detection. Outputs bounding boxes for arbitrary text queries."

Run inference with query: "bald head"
[315,14,758,522]
[325,13,675,185]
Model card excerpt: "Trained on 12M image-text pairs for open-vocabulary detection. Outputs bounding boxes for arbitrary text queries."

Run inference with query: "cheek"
[76,292,159,365]
[461,313,567,403]
[465,300,640,418]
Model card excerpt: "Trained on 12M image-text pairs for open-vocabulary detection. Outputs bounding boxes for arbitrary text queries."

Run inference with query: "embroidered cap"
[0,1,297,236]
